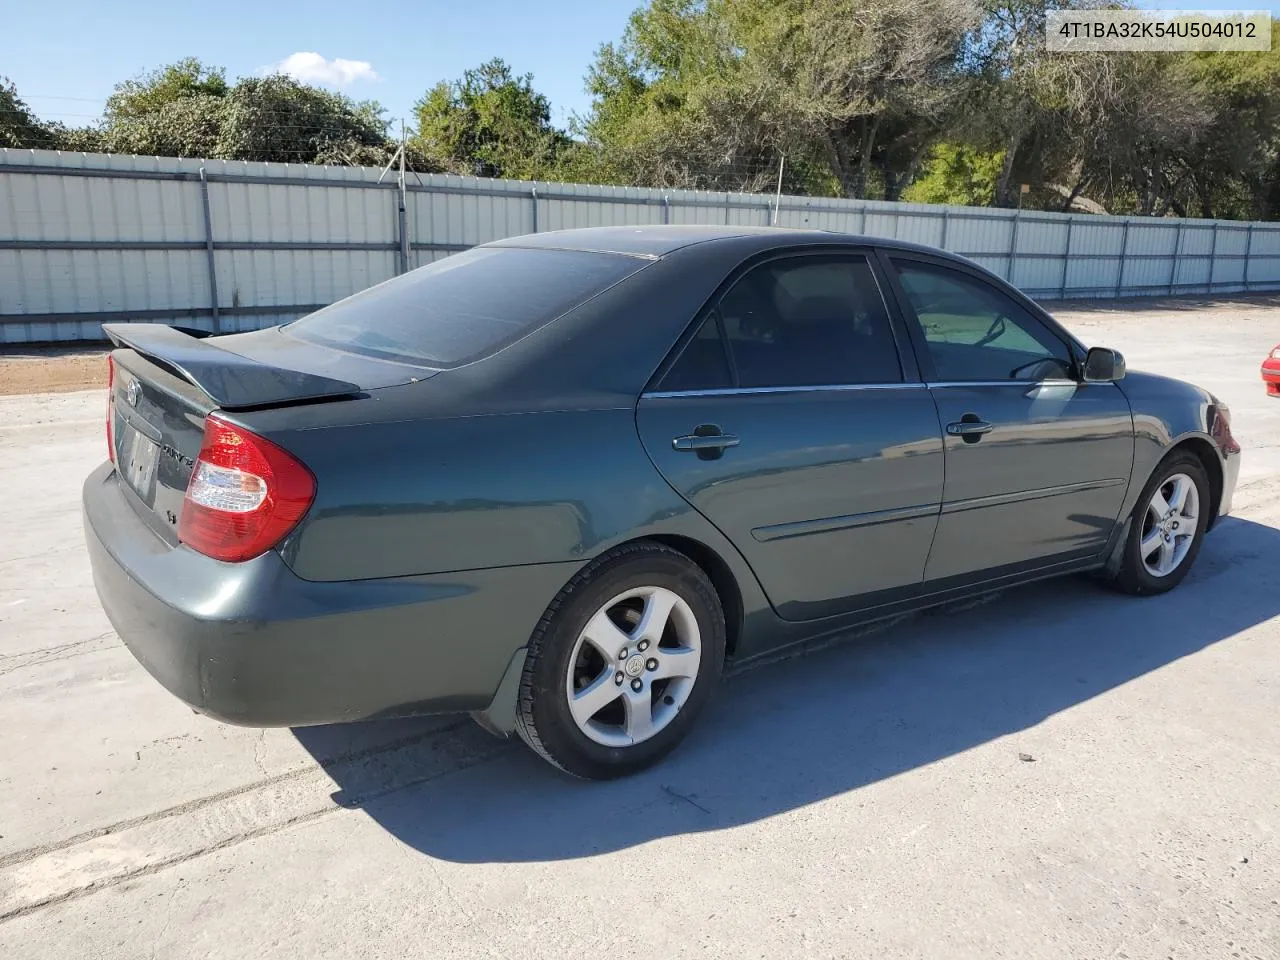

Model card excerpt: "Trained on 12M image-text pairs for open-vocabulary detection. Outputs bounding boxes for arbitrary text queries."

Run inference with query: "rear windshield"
[286,246,645,367]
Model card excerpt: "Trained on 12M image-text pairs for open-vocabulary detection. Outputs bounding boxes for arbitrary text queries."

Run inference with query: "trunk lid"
[103,322,427,544]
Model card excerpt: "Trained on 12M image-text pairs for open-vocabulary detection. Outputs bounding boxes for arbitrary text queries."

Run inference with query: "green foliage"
[213,76,387,163]
[569,1,804,193]
[103,93,225,157]
[903,144,1004,206]
[411,58,570,179]
[104,58,228,122]
[1,76,56,149]
[33,60,390,164]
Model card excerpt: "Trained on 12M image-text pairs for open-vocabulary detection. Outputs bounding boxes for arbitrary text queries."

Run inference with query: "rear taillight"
[106,355,116,464]
[178,415,316,563]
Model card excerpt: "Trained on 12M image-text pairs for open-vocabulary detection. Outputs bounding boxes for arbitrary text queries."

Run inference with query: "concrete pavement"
[2,297,1278,959]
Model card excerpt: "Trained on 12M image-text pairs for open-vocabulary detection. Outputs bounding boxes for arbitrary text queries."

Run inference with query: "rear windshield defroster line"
[285,246,646,368]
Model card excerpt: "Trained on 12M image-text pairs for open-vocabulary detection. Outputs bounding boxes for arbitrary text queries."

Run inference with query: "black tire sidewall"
[519,547,726,779]
[1119,452,1210,595]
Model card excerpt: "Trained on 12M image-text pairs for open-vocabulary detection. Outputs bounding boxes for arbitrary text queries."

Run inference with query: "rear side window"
[288,247,644,367]
[659,315,733,391]
[658,254,902,391]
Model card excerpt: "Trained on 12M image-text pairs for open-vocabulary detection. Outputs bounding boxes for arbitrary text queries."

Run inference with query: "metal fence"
[3,147,1280,345]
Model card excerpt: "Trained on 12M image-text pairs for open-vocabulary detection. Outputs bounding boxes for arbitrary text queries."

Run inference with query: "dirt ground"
[0,347,110,396]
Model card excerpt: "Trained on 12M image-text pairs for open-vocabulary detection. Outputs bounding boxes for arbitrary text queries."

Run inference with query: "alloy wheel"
[1139,472,1201,578]
[565,586,702,747]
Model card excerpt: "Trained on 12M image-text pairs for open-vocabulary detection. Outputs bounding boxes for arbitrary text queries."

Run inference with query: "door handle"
[945,416,993,443]
[673,433,740,452]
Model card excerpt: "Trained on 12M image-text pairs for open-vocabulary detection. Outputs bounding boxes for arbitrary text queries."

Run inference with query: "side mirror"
[1083,346,1126,383]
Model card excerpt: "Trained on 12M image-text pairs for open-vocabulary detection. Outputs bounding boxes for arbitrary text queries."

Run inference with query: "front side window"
[892,260,1074,382]
[659,255,902,391]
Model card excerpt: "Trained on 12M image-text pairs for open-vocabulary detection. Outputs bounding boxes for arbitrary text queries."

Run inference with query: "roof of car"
[485,224,947,259]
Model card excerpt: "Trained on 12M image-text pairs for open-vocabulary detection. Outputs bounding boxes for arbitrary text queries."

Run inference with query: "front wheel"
[515,542,726,779]
[1111,451,1210,596]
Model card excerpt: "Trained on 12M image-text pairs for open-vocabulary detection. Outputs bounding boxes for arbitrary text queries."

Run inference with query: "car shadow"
[293,515,1280,864]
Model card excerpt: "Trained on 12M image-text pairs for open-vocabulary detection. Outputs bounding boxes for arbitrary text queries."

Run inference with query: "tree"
[412,58,570,179]
[104,58,228,122]
[572,0,801,193]
[577,0,979,199]
[1172,25,1280,218]
[742,0,980,199]
[903,143,1004,206]
[1,76,56,149]
[86,60,393,163]
[215,75,388,163]
[103,93,225,158]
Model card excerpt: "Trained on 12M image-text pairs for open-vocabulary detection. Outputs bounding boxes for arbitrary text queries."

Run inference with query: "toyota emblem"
[126,380,142,407]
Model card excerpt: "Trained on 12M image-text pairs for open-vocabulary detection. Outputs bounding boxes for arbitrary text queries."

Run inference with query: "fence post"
[1168,220,1184,296]
[1207,221,1219,293]
[1059,218,1073,300]
[396,184,410,275]
[858,204,868,235]
[1007,210,1021,283]
[940,208,950,249]
[531,187,539,233]
[1114,219,1131,298]
[198,167,220,332]
[663,195,670,225]
[1244,222,1255,290]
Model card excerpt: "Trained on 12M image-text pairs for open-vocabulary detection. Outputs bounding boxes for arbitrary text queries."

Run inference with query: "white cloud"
[265,52,379,87]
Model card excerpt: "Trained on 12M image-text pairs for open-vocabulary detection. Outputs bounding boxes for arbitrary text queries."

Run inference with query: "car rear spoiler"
[102,323,361,410]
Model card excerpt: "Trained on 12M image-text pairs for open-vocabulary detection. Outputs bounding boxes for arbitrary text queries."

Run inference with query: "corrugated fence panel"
[1250,228,1280,284]
[5,148,1280,343]
[1008,217,1068,294]
[891,209,947,247]
[669,192,730,226]
[410,174,533,247]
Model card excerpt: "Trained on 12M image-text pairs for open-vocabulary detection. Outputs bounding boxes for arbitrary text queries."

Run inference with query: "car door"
[882,253,1134,584]
[635,250,945,622]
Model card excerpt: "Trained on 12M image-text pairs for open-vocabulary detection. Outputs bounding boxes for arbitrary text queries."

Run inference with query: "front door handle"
[672,433,740,452]
[946,416,993,443]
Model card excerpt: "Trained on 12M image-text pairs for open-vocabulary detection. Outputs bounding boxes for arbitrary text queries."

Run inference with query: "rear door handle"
[945,417,993,442]
[673,433,740,452]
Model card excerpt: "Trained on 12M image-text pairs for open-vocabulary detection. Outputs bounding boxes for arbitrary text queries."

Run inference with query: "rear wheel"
[1111,451,1210,596]
[515,542,725,779]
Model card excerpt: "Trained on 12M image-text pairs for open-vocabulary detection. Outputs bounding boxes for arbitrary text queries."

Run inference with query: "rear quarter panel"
[272,408,767,603]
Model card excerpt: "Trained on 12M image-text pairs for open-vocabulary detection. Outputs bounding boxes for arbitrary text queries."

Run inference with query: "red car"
[1265,343,1280,398]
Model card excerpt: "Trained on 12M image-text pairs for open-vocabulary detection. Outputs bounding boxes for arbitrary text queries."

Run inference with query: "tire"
[1111,450,1210,596]
[515,541,726,779]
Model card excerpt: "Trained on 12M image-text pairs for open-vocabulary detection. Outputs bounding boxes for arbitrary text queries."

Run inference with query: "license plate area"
[118,417,160,504]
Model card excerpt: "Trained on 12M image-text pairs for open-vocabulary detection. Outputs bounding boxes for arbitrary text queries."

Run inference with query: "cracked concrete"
[1,296,1278,959]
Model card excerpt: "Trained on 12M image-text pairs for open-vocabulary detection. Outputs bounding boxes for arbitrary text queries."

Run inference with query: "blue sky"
[4,0,1277,133]
[1,0,640,130]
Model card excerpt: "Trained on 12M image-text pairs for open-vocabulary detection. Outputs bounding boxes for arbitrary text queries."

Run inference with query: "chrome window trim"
[925,379,1080,389]
[642,379,1088,399]
[642,383,927,400]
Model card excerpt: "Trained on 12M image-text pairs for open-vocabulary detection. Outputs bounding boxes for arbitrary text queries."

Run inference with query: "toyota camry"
[84,225,1241,779]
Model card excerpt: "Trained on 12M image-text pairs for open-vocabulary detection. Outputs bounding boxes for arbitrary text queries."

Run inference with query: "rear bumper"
[83,462,577,726]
